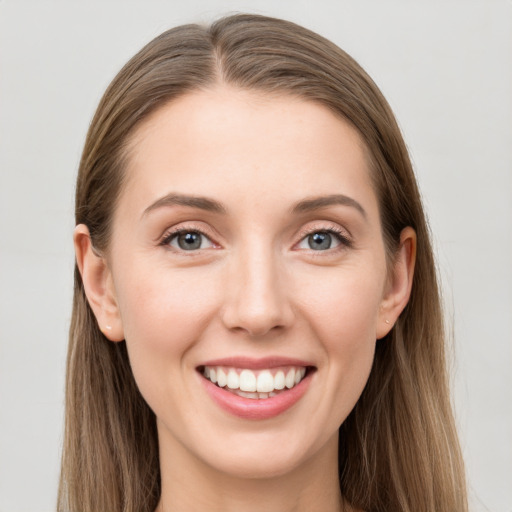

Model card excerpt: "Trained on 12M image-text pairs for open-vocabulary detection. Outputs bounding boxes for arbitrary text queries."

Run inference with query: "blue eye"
[166,231,214,251]
[308,232,334,250]
[296,230,346,251]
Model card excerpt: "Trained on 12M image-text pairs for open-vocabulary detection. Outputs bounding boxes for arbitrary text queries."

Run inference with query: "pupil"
[178,232,201,250]
[308,232,331,250]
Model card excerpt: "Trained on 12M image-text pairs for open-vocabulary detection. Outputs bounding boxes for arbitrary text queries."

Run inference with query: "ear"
[376,227,416,339]
[74,224,124,342]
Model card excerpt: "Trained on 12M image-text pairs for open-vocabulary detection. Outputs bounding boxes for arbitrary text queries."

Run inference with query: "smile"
[201,366,308,399]
[197,359,315,420]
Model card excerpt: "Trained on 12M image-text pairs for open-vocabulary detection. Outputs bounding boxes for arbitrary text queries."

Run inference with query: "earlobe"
[74,224,124,342]
[376,227,416,339]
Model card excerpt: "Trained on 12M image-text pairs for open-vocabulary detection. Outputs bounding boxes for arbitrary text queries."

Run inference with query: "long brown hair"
[59,14,467,512]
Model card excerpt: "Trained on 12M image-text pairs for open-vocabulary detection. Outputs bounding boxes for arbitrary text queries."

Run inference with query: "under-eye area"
[197,365,316,400]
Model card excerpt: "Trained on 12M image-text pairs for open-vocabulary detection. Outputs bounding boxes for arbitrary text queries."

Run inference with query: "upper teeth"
[203,366,307,393]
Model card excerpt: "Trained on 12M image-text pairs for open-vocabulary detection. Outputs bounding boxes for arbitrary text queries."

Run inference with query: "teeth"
[202,365,309,395]
[256,370,274,392]
[274,371,285,390]
[227,369,239,389]
[236,390,258,399]
[217,368,227,388]
[234,390,275,400]
[285,369,295,389]
[239,369,257,392]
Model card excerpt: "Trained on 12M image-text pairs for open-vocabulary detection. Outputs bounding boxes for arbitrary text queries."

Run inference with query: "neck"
[156,428,347,512]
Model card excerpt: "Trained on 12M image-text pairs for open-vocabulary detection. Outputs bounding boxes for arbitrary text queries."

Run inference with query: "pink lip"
[199,356,314,370]
[198,370,313,420]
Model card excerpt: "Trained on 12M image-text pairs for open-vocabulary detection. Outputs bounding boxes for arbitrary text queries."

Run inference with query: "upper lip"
[198,356,315,370]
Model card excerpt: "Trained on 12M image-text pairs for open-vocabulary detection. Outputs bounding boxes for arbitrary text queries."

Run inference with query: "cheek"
[300,263,384,344]
[113,263,221,398]
[117,263,218,340]
[298,265,383,403]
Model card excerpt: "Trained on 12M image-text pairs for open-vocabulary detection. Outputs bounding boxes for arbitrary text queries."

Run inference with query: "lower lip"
[199,371,312,420]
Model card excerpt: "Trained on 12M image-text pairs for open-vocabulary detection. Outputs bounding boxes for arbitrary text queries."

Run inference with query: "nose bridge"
[222,236,292,336]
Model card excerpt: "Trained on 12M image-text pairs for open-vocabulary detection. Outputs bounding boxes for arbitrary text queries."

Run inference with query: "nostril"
[224,320,286,338]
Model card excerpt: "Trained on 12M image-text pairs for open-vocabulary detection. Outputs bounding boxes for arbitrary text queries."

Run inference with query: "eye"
[296,229,349,251]
[164,230,215,251]
[307,232,336,250]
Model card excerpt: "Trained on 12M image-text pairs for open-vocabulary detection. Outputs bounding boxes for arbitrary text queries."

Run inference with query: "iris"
[308,232,332,250]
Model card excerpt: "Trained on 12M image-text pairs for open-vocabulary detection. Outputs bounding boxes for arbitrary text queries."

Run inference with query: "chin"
[208,449,307,480]
[198,427,334,481]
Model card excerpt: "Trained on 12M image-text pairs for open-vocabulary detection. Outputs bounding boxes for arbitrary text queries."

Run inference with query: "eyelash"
[295,225,353,252]
[160,225,217,252]
[159,224,352,253]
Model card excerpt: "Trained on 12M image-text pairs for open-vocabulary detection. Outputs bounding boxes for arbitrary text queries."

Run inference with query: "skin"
[75,86,416,512]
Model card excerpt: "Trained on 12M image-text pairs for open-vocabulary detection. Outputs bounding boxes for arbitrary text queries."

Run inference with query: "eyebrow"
[142,192,367,219]
[142,193,227,218]
[291,194,367,219]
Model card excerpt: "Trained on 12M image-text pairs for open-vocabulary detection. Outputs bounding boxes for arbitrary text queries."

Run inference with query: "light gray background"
[0,1,511,511]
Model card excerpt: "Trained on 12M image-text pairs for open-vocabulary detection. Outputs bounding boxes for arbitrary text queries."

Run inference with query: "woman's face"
[90,86,406,479]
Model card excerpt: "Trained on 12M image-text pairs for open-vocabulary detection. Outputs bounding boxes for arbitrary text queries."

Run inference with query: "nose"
[221,244,295,337]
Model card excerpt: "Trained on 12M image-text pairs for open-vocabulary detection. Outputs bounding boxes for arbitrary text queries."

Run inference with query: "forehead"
[120,86,378,219]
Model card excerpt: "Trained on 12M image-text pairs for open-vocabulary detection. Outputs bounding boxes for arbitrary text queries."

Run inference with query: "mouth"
[197,365,312,400]
[196,358,316,419]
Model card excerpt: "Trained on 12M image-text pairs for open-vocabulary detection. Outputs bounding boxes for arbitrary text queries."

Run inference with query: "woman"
[59,14,468,512]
